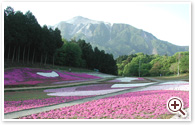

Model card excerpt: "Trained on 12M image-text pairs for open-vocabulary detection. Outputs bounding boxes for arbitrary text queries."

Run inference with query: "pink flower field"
[4,96,94,113]
[19,90,189,119]
[4,68,101,86]
[4,68,189,120]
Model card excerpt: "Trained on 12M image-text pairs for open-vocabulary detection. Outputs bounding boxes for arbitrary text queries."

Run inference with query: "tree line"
[4,6,117,75]
[54,39,117,75]
[116,52,189,77]
[4,7,63,65]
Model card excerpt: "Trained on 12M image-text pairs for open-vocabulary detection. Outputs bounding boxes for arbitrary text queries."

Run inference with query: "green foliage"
[169,63,178,75]
[149,61,161,76]
[55,42,83,67]
[54,39,117,75]
[4,6,63,65]
[116,55,128,64]
[77,39,94,68]
[117,52,189,77]
[123,62,139,76]
[179,52,189,73]
[141,63,152,76]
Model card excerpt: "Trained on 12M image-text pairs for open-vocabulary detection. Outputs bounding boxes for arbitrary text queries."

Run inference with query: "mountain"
[52,16,189,58]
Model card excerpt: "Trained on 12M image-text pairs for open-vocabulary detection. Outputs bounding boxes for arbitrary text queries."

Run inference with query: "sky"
[2,1,191,46]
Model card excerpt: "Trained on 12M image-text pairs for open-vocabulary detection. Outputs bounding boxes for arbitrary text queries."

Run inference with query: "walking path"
[4,82,159,119]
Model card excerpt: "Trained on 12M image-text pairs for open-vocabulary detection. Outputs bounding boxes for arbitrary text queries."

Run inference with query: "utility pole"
[177,52,181,76]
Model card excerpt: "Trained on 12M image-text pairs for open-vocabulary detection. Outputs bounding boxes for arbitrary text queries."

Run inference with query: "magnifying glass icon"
[167,97,187,117]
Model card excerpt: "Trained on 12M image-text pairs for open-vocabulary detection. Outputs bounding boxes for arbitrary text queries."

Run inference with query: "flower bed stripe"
[47,89,127,96]
[64,72,101,79]
[86,73,115,78]
[107,77,145,83]
[37,71,59,77]
[158,81,189,85]
[4,96,93,113]
[75,84,114,91]
[52,79,90,84]
[139,84,189,91]
[4,68,87,85]
[111,83,155,88]
[19,90,189,119]
[44,86,78,93]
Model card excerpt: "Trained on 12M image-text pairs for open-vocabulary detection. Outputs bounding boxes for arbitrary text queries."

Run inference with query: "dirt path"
[4,82,159,119]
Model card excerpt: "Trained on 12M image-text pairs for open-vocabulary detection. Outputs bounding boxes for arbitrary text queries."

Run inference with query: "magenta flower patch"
[4,68,100,86]
[4,68,51,85]
[137,78,145,80]
[4,96,93,113]
[19,90,189,119]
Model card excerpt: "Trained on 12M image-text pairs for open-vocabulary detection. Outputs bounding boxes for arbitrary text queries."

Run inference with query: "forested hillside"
[4,7,63,65]
[4,7,117,75]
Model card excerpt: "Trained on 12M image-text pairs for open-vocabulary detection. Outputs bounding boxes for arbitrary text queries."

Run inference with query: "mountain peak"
[54,16,188,58]
[66,16,101,25]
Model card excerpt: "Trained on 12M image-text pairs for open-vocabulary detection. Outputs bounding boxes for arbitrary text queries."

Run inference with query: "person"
[69,68,71,72]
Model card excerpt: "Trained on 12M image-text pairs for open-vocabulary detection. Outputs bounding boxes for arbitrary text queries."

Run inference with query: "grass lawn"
[153,73,189,81]
[4,89,50,101]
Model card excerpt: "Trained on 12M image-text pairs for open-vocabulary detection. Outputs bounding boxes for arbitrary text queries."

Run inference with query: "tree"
[180,53,189,73]
[4,6,63,65]
[55,42,82,67]
[116,55,128,64]
[123,62,139,76]
[77,39,94,68]
[140,63,152,76]
[149,61,161,76]
[169,63,178,75]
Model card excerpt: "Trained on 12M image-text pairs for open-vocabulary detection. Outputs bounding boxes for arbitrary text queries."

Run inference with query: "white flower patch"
[139,84,189,91]
[166,85,189,91]
[115,77,138,82]
[111,82,155,88]
[37,71,59,77]
[159,81,189,85]
[47,89,126,96]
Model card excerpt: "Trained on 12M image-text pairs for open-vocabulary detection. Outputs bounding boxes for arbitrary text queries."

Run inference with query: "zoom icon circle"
[167,97,187,117]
